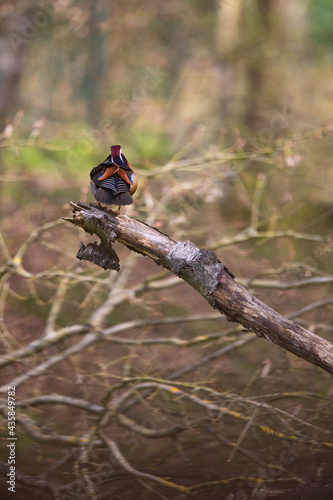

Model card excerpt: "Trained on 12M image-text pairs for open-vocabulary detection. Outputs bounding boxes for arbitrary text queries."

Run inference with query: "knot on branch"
[77,241,120,271]
[166,241,232,306]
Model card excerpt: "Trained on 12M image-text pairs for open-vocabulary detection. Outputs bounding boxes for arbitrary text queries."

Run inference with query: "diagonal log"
[64,201,333,375]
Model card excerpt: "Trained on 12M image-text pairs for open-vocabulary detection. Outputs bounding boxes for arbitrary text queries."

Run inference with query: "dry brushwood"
[65,201,333,375]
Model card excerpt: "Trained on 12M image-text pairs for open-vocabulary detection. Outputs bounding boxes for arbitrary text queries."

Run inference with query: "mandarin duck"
[90,145,138,210]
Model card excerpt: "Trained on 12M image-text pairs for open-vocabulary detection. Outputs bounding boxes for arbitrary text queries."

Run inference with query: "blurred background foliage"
[0,0,333,498]
[1,0,332,273]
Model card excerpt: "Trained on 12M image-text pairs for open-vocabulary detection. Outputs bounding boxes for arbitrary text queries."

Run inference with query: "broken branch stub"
[77,241,120,271]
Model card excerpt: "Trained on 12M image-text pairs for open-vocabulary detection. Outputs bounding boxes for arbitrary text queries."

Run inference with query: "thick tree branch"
[65,202,333,375]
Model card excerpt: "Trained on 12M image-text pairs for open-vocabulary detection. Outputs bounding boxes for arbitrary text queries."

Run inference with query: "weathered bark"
[65,202,333,375]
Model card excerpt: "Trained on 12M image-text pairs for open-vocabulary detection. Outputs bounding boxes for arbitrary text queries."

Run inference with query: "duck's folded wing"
[98,176,130,194]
